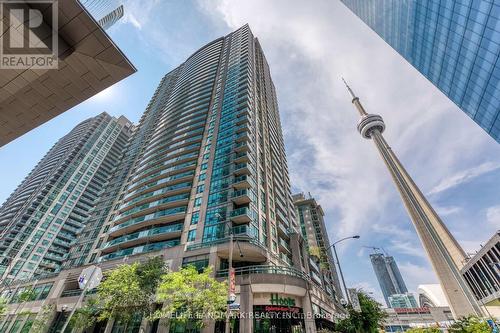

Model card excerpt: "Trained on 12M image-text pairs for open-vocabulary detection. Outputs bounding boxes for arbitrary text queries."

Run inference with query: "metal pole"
[60,267,97,332]
[225,231,234,333]
[332,244,350,303]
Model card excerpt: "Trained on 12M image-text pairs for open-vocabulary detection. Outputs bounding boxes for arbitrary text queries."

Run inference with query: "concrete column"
[139,318,152,333]
[239,278,253,333]
[302,289,317,333]
[201,321,215,333]
[155,318,170,333]
[104,318,115,333]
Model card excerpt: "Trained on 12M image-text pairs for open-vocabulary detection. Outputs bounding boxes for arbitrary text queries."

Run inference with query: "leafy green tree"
[30,304,55,333]
[70,298,102,331]
[154,265,227,329]
[97,257,167,327]
[450,315,492,333]
[406,327,442,333]
[335,291,387,333]
[0,297,8,316]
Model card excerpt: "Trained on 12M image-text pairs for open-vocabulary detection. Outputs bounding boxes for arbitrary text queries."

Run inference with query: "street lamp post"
[216,213,234,333]
[326,235,360,304]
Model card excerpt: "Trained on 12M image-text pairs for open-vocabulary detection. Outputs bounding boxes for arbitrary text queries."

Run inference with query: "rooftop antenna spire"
[341,77,368,116]
[342,77,357,100]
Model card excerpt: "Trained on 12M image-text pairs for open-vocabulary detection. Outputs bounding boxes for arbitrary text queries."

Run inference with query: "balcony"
[44,253,67,262]
[279,238,291,253]
[277,222,289,238]
[216,265,309,281]
[233,151,251,164]
[99,239,181,262]
[52,238,73,248]
[231,189,252,205]
[309,258,320,272]
[233,163,251,175]
[230,207,253,224]
[115,193,190,221]
[234,141,250,153]
[109,206,187,237]
[102,223,183,253]
[232,175,253,189]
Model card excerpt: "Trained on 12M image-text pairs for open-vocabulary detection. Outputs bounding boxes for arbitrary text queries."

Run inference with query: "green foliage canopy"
[154,265,227,328]
[335,291,387,333]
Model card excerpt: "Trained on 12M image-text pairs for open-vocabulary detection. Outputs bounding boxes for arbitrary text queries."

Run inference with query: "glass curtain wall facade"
[0,113,132,282]
[370,253,409,307]
[341,0,500,142]
[98,24,297,267]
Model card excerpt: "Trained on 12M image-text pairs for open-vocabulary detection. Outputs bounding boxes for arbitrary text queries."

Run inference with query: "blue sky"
[1,0,499,304]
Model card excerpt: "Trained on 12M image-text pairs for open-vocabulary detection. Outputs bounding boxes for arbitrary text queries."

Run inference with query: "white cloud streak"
[427,161,500,196]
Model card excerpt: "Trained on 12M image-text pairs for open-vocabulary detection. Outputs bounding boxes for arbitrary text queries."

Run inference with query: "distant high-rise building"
[370,253,408,307]
[98,5,125,30]
[389,293,419,309]
[80,0,125,30]
[341,0,500,143]
[0,113,132,281]
[293,193,343,300]
[344,80,482,317]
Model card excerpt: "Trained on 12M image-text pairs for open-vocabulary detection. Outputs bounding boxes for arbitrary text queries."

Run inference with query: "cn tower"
[343,79,482,318]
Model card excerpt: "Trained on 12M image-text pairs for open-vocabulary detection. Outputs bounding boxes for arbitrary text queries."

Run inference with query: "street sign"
[229,303,240,311]
[78,265,102,290]
[348,288,361,312]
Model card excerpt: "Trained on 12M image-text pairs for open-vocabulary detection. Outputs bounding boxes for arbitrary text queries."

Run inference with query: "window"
[196,184,205,193]
[191,212,200,225]
[187,230,197,242]
[201,163,208,170]
[198,173,206,181]
[194,197,202,207]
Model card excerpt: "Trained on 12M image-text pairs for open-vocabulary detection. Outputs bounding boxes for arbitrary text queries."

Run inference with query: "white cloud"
[399,262,438,294]
[388,240,427,259]
[352,281,385,305]
[427,161,500,196]
[121,0,160,30]
[486,205,500,226]
[433,205,462,216]
[198,0,500,246]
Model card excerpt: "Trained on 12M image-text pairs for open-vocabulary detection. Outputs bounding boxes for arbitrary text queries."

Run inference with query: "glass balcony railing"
[124,171,194,199]
[215,265,310,281]
[120,182,192,210]
[116,193,190,219]
[99,239,181,262]
[104,223,183,249]
[109,206,187,234]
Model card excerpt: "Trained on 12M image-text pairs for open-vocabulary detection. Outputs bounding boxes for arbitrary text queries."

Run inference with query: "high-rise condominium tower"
[344,80,482,317]
[341,1,500,143]
[0,25,340,332]
[0,113,132,281]
[370,253,408,307]
[98,25,298,266]
[293,193,342,301]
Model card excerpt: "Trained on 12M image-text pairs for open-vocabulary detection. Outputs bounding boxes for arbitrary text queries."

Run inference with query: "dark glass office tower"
[370,253,408,307]
[0,113,132,281]
[341,0,500,142]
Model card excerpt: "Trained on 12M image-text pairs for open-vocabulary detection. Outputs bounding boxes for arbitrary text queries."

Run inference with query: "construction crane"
[362,246,389,255]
